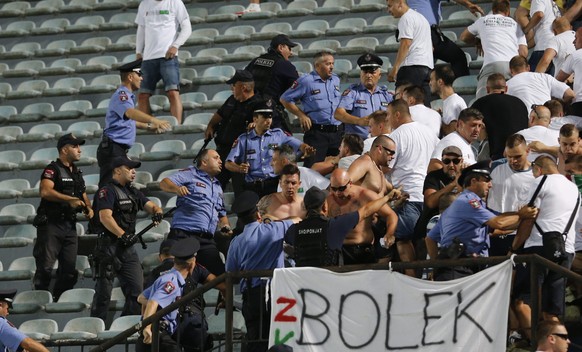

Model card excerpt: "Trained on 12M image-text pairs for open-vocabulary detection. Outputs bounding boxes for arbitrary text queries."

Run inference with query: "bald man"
[516,104,559,161]
[347,135,395,196]
[536,17,576,77]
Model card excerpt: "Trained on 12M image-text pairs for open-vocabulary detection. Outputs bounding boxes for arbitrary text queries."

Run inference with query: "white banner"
[269,260,513,352]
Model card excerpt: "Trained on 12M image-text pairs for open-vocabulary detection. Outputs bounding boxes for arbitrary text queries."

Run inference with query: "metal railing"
[89,254,582,352]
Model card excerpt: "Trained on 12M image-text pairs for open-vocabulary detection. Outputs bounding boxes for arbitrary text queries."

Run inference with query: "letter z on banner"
[269,259,513,351]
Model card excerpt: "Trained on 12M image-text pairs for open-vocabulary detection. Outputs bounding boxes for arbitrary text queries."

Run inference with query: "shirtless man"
[348,135,395,195]
[326,169,398,264]
[261,164,306,220]
[529,123,582,175]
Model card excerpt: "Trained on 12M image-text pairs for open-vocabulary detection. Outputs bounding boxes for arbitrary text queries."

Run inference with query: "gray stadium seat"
[352,0,386,12]
[65,15,106,33]
[337,36,379,55]
[173,113,211,134]
[142,253,160,275]
[45,288,95,313]
[31,18,70,36]
[0,63,7,75]
[76,56,117,74]
[128,143,145,159]
[38,58,81,76]
[0,42,41,59]
[61,0,97,13]
[179,67,197,86]
[80,74,120,94]
[289,19,329,39]
[11,290,52,314]
[222,45,266,63]
[43,77,86,97]
[278,0,318,17]
[0,224,36,248]
[11,102,54,123]
[18,123,62,143]
[192,66,236,85]
[241,2,282,19]
[0,105,16,119]
[93,0,126,11]
[185,28,219,46]
[313,0,353,15]
[214,25,255,44]
[452,75,478,95]
[165,196,177,209]
[363,15,399,34]
[100,12,136,31]
[188,7,208,24]
[70,36,111,54]
[186,47,227,66]
[61,121,102,138]
[34,39,76,57]
[6,80,48,99]
[293,60,313,74]
[0,82,11,99]
[0,150,26,171]
[108,287,125,311]
[85,98,110,118]
[96,315,140,340]
[0,2,30,17]
[149,95,170,113]
[440,9,479,27]
[376,35,400,53]
[181,92,208,110]
[140,140,186,161]
[135,219,169,242]
[19,148,58,170]
[26,0,64,16]
[0,256,35,280]
[46,100,92,120]
[251,22,292,41]
[146,168,182,190]
[0,126,23,143]
[133,171,153,190]
[19,319,58,340]
[177,50,191,64]
[77,144,98,166]
[182,139,217,159]
[0,20,35,38]
[205,5,244,23]
[49,317,104,340]
[326,17,367,36]
[298,39,341,57]
[201,90,232,109]
[107,34,136,52]
[207,309,246,334]
[0,179,30,199]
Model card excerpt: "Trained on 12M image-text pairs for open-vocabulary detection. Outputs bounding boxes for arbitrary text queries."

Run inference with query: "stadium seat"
[0,126,23,143]
[0,204,35,225]
[0,150,26,171]
[299,39,341,57]
[188,7,208,24]
[205,5,244,23]
[452,75,478,95]
[142,253,160,275]
[241,1,282,19]
[173,113,211,134]
[18,123,61,143]
[20,148,58,170]
[133,171,153,190]
[201,90,232,110]
[108,287,125,311]
[135,219,170,242]
[2,60,44,78]
[34,39,76,57]
[326,17,367,36]
[76,56,117,74]
[65,15,105,33]
[46,100,92,120]
[19,319,58,340]
[69,36,111,55]
[45,288,95,313]
[93,0,126,11]
[278,0,318,17]
[0,42,41,59]
[293,60,313,74]
[376,35,401,53]
[43,77,86,97]
[333,59,353,78]
[0,105,16,119]
[127,143,145,159]
[185,28,219,46]
[181,92,208,110]
[214,25,256,44]
[11,290,52,314]
[186,47,227,66]
[177,50,191,64]
[180,67,197,86]
[84,99,109,119]
[0,20,35,38]
[289,19,329,39]
[83,174,99,194]
[38,58,82,76]
[6,80,48,100]
[31,18,70,36]
[149,95,170,113]
[0,179,30,199]
[26,0,63,16]
[337,36,379,55]
[61,121,102,138]
[96,315,141,340]
[80,74,120,94]
[146,169,182,190]
[313,0,353,15]
[50,317,105,340]
[106,34,136,52]
[207,309,246,334]
[165,196,177,209]
[363,15,399,34]
[77,144,98,166]
[0,2,30,17]
[11,102,55,123]
[0,224,36,248]
[140,140,186,161]
[352,0,386,12]
[223,45,266,63]
[182,139,217,159]
[440,9,479,27]
[251,22,293,41]
[0,256,35,281]
[192,66,236,85]
[442,30,457,41]
[0,82,11,99]
[61,0,97,13]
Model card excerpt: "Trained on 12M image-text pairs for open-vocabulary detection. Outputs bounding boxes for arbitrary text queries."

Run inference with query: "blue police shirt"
[427,190,496,256]
[142,268,184,335]
[226,220,294,292]
[104,85,137,147]
[168,166,226,234]
[226,128,302,182]
[408,0,444,26]
[0,317,26,351]
[281,71,342,125]
[338,83,393,139]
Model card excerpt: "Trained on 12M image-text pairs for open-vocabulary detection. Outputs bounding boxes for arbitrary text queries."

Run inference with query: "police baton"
[124,207,177,249]
[193,136,213,163]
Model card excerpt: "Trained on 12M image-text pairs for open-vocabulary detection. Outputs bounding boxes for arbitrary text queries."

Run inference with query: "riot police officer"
[90,155,164,321]
[33,133,93,300]
[97,59,171,187]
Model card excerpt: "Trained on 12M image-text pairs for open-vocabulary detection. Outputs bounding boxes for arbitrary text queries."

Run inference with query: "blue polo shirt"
[104,85,137,147]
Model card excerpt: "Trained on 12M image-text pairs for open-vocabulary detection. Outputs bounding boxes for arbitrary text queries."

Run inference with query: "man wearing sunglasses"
[534,320,571,351]
[348,135,396,196]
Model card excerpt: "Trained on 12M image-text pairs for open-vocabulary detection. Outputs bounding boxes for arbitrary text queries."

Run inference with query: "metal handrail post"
[152,319,160,352]
[530,257,539,352]
[225,273,234,352]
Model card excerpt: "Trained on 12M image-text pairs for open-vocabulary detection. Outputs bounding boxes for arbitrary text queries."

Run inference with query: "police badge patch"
[469,199,481,209]
[163,281,175,294]
[119,91,128,102]
[342,88,351,96]
[43,169,55,179]
[98,188,108,199]
[291,81,299,89]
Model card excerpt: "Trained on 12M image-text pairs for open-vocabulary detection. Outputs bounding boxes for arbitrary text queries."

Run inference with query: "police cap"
[253,99,275,117]
[0,289,16,308]
[170,237,200,260]
[117,58,142,74]
[111,155,142,170]
[226,69,254,84]
[270,34,298,49]
[458,160,492,186]
[303,186,329,210]
[357,53,383,70]
[231,191,259,216]
[57,133,86,150]
[159,239,176,255]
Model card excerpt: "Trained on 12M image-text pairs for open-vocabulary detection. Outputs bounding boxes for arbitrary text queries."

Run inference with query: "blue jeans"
[395,201,423,241]
[140,57,180,94]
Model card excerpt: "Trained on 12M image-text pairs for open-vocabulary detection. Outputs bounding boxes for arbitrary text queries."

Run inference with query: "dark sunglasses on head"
[330,181,350,192]
[552,333,569,340]
[442,158,461,165]
[381,146,396,155]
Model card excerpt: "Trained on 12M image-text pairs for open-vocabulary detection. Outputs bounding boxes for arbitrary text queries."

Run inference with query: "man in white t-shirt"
[507,55,574,114]
[460,0,528,99]
[401,85,441,137]
[536,17,576,77]
[386,0,433,105]
[363,110,392,153]
[517,104,560,161]
[429,64,467,135]
[312,134,364,176]
[429,108,482,171]
[136,0,192,124]
[388,99,439,276]
[556,27,582,117]
[523,0,561,74]
[546,99,582,131]
[271,144,329,197]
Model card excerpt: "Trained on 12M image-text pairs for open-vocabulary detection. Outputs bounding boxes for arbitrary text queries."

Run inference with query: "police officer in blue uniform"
[246,34,300,131]
[97,59,171,187]
[160,149,232,276]
[226,100,315,197]
[90,155,164,321]
[0,290,49,352]
[33,134,93,300]
[280,51,342,168]
[335,53,393,140]
[426,160,536,280]
[226,191,298,352]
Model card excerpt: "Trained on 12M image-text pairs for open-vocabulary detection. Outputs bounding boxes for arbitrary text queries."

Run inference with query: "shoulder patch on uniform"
[196,182,206,189]
[163,281,175,294]
[43,168,55,179]
[119,90,128,102]
[291,81,299,89]
[342,88,351,96]
[232,139,238,148]
[98,188,108,199]
[469,199,481,209]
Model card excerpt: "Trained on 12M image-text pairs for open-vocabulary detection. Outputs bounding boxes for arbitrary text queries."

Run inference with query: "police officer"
[426,160,536,280]
[335,53,393,140]
[0,290,50,352]
[160,149,232,276]
[33,133,93,300]
[225,100,315,197]
[97,59,171,187]
[226,191,298,352]
[204,69,263,191]
[285,186,396,267]
[246,34,300,131]
[280,51,342,167]
[144,239,176,289]
[90,155,164,321]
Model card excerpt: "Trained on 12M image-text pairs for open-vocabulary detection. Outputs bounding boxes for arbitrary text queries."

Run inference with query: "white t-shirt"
[442,93,467,125]
[338,154,359,170]
[530,0,560,51]
[559,49,582,103]
[409,104,441,137]
[136,0,191,60]
[398,8,434,68]
[467,14,526,67]
[546,30,576,78]
[431,131,477,165]
[549,115,582,131]
[524,174,579,253]
[488,163,535,213]
[516,125,559,161]
[389,121,438,202]
[362,133,390,153]
[506,72,570,114]
[277,166,330,197]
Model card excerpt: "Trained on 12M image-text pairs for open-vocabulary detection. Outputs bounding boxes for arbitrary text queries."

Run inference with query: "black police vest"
[293,215,338,267]
[215,95,261,148]
[109,184,139,236]
[180,273,204,316]
[248,51,282,99]
[39,161,84,222]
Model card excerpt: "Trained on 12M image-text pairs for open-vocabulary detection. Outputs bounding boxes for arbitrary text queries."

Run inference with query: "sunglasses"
[381,146,396,155]
[442,158,461,165]
[552,333,569,340]
[330,181,350,192]
[133,70,142,77]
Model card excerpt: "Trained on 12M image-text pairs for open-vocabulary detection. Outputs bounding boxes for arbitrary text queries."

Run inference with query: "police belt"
[245,177,278,186]
[311,123,343,133]
[102,135,130,151]
[183,229,214,240]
